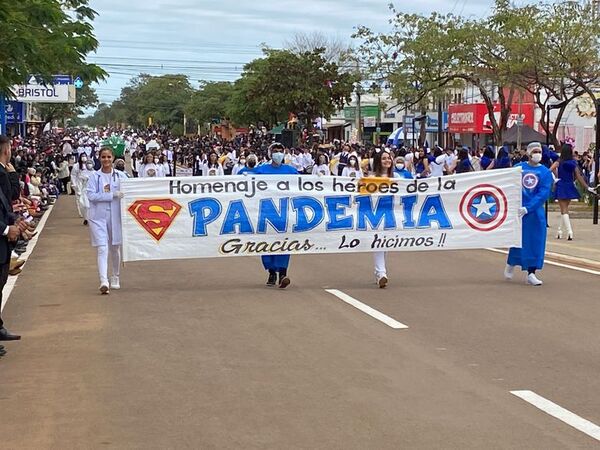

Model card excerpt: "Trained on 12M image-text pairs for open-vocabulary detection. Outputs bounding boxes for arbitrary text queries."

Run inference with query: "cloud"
[89,0,495,103]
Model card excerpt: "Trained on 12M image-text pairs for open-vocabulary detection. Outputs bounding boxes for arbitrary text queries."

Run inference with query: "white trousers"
[373,251,387,278]
[75,194,83,218]
[97,245,120,286]
[96,211,121,285]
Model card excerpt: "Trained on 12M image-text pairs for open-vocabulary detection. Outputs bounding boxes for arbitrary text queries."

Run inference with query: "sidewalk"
[545,207,600,269]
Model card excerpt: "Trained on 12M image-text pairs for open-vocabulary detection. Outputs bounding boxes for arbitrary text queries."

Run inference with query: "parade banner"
[120,168,522,262]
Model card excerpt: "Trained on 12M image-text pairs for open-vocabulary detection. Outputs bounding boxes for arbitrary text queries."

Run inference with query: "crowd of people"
[0,126,597,356]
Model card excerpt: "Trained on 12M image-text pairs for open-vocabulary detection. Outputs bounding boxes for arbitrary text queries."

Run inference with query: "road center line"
[1,204,54,313]
[486,248,600,276]
[325,289,408,329]
[510,390,600,442]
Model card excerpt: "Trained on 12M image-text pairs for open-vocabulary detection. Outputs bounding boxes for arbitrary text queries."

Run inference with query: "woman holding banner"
[371,148,401,288]
[504,142,552,286]
[87,147,128,295]
[256,143,298,288]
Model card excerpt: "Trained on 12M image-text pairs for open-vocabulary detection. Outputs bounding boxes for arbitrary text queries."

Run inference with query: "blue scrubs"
[507,162,553,271]
[394,168,413,179]
[238,166,258,175]
[255,163,299,272]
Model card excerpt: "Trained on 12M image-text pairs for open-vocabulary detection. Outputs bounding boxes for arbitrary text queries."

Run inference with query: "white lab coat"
[74,165,94,218]
[86,170,127,247]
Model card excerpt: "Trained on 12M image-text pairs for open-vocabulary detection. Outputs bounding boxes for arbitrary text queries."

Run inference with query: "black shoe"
[83,220,88,226]
[278,270,290,289]
[266,271,277,286]
[0,328,21,341]
[0,349,6,357]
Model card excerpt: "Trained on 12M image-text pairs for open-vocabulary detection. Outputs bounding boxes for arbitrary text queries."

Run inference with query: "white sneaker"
[504,264,515,280]
[527,273,543,286]
[110,276,120,290]
[376,274,388,289]
[99,284,110,295]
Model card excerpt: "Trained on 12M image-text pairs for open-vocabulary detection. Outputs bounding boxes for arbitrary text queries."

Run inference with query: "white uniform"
[86,169,127,287]
[73,165,93,220]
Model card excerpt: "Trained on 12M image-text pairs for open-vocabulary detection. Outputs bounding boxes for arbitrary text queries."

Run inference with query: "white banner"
[12,84,75,103]
[121,168,522,262]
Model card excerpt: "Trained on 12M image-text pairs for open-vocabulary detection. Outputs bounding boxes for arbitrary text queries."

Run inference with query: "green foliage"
[185,81,234,125]
[0,0,106,95]
[354,0,600,145]
[36,84,99,127]
[227,48,357,127]
[94,74,194,129]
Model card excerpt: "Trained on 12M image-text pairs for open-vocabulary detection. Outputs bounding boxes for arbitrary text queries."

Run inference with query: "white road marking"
[325,289,408,329]
[486,248,600,276]
[1,205,54,312]
[511,390,600,442]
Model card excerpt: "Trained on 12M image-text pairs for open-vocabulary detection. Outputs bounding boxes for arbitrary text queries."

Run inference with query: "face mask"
[81,157,87,162]
[530,153,542,164]
[396,163,405,171]
[271,152,284,165]
[349,160,356,167]
[154,158,159,164]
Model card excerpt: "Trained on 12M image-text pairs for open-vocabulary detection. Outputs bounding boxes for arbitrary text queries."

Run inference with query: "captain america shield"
[459,184,508,231]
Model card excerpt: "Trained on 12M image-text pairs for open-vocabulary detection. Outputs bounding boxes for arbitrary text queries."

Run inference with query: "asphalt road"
[1,197,599,449]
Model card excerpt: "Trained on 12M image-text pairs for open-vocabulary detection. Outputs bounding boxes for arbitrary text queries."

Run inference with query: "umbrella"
[101,135,126,157]
[502,125,547,145]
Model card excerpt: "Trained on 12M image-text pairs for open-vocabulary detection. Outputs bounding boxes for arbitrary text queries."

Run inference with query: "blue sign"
[5,101,24,123]
[74,77,84,89]
[26,75,72,85]
[53,75,73,85]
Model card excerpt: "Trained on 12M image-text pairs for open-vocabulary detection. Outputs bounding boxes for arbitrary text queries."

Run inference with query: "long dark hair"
[372,149,393,177]
[559,143,573,162]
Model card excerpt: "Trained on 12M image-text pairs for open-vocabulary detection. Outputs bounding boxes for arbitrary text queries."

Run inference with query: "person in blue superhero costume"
[255,143,298,288]
[504,142,553,286]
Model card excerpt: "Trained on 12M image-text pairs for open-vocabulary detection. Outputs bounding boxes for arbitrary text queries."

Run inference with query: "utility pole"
[437,98,443,148]
[183,114,187,136]
[356,86,362,144]
[594,98,600,224]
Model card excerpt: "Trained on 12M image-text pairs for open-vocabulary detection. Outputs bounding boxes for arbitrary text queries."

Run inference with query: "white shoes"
[110,276,121,290]
[99,284,110,295]
[376,274,388,289]
[527,273,543,286]
[504,264,515,280]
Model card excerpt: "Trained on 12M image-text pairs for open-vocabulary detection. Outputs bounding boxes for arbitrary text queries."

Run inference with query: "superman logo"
[128,199,182,241]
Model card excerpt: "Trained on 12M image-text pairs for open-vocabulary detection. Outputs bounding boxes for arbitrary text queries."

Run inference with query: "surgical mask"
[349,160,356,166]
[395,163,405,171]
[271,152,284,165]
[530,153,542,164]
[154,158,159,164]
[81,156,87,162]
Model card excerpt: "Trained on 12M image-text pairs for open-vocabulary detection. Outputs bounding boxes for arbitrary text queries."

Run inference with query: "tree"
[35,84,99,132]
[0,0,105,95]
[228,48,357,128]
[185,81,234,127]
[284,31,353,65]
[354,1,551,145]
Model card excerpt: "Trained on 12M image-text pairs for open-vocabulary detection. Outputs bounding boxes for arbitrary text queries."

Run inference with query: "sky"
[88,0,496,105]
